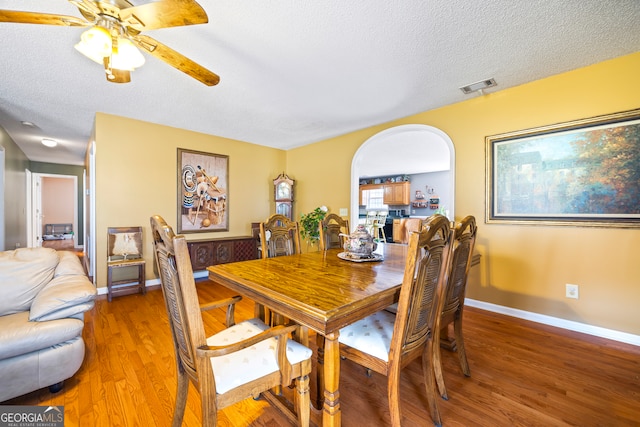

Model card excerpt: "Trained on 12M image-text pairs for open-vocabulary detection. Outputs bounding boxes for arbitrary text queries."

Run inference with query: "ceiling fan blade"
[0,10,88,26]
[131,34,219,86]
[120,0,208,31]
[68,0,102,18]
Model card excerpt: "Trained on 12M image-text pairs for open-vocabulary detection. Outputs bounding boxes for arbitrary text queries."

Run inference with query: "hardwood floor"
[5,278,640,426]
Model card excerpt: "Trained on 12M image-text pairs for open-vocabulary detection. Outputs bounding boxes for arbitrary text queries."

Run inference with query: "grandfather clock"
[273,172,294,220]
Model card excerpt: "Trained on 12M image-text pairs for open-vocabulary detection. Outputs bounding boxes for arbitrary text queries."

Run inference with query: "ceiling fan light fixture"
[75,26,112,64]
[111,38,145,70]
[41,138,58,148]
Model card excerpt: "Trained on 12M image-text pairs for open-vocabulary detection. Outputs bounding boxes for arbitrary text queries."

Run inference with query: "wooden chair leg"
[172,367,189,427]
[432,339,448,400]
[431,319,448,400]
[296,372,310,427]
[454,315,471,376]
[107,267,113,302]
[200,373,218,426]
[423,340,443,427]
[139,263,147,295]
[387,367,403,427]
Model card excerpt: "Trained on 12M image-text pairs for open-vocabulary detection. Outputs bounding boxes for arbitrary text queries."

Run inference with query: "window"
[365,188,387,210]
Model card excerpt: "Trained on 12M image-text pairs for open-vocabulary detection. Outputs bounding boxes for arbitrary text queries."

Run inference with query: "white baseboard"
[466,299,640,347]
[96,272,207,296]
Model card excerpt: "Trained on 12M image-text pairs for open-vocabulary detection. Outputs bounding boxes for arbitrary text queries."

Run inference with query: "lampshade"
[74,26,112,64]
[75,26,145,72]
[110,38,145,70]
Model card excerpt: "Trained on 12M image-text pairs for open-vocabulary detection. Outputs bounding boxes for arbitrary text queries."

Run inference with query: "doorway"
[29,173,78,248]
[350,124,455,227]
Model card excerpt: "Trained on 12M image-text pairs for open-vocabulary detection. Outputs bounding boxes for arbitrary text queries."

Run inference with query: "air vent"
[460,78,497,94]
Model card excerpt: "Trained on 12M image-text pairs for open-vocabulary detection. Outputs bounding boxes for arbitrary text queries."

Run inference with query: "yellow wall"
[94,114,286,289]
[95,52,640,336]
[288,51,640,335]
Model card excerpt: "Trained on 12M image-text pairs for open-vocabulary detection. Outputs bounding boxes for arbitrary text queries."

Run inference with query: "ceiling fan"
[0,0,220,85]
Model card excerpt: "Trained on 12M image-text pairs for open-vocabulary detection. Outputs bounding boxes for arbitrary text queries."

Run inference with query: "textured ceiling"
[1,0,639,166]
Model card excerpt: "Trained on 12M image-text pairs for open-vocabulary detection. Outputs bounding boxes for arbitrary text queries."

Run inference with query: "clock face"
[277,182,291,200]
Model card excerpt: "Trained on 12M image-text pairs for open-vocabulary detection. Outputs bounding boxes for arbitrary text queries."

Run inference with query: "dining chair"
[433,215,477,400]
[338,214,454,427]
[149,215,312,427]
[318,213,350,251]
[260,213,302,258]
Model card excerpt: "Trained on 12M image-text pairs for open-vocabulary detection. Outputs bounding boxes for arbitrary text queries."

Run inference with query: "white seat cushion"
[207,318,312,394]
[338,310,396,361]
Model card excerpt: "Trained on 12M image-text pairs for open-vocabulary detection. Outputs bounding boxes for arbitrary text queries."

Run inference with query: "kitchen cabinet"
[392,219,403,243]
[392,217,427,244]
[383,182,410,205]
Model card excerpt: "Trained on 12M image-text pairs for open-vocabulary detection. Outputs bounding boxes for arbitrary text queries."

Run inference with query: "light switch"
[339,208,348,216]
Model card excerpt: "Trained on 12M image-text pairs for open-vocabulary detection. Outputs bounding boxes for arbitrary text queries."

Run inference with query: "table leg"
[322,332,341,427]
[315,334,325,409]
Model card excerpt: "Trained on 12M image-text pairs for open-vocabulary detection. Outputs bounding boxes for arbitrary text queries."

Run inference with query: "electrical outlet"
[339,208,348,216]
[566,284,579,299]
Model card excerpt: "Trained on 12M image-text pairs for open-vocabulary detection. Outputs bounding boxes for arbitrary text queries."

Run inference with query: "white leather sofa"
[0,247,96,402]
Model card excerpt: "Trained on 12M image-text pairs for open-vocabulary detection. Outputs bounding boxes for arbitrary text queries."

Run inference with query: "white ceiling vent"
[460,78,497,94]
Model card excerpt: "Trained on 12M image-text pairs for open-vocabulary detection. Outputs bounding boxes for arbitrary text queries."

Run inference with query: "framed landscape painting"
[486,109,640,227]
[177,148,229,233]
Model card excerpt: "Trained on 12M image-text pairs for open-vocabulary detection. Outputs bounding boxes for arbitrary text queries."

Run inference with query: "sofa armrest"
[29,275,97,321]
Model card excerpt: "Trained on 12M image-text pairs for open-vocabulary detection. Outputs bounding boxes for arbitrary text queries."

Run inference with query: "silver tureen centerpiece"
[341,224,378,259]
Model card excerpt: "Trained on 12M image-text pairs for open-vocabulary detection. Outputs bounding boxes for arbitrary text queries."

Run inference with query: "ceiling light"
[75,26,112,64]
[110,38,145,70]
[460,78,497,95]
[20,121,36,127]
[75,25,145,80]
[41,138,57,148]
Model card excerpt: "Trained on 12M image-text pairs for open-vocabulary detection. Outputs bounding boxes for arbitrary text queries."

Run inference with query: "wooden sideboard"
[187,236,258,271]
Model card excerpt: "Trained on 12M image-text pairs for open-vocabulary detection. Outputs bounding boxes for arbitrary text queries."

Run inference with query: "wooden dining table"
[207,243,409,427]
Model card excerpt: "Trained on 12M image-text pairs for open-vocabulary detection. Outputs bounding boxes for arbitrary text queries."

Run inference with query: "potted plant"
[300,205,328,248]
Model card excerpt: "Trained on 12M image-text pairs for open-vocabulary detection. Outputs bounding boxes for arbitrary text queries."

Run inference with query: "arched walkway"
[350,124,455,226]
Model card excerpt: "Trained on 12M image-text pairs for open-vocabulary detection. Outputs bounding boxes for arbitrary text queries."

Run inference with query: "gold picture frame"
[486,108,640,227]
[177,148,229,233]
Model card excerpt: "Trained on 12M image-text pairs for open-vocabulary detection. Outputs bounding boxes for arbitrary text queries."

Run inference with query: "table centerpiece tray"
[337,252,384,263]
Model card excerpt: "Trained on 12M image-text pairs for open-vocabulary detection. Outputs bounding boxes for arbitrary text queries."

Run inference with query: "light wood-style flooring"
[5,278,640,426]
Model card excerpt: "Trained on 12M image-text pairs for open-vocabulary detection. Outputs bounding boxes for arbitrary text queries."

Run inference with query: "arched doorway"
[350,124,455,227]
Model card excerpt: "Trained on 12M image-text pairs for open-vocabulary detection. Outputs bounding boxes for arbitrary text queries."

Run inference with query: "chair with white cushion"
[338,214,454,427]
[150,215,312,427]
